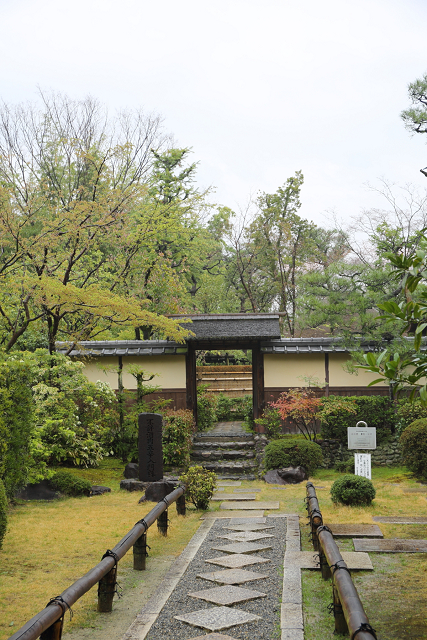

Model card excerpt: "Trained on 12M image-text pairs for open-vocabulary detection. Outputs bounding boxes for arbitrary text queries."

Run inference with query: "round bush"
[400,418,427,480]
[264,438,323,475]
[49,470,91,496]
[330,474,376,506]
[0,479,7,549]
[179,465,216,510]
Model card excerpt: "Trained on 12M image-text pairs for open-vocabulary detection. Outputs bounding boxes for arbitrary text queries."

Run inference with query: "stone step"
[196,460,258,474]
[193,440,255,450]
[194,434,253,443]
[192,450,255,461]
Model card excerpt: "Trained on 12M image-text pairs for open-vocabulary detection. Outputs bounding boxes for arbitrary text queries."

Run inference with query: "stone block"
[206,553,270,569]
[174,606,261,631]
[188,584,266,605]
[220,501,280,510]
[120,479,149,492]
[281,602,304,629]
[212,541,273,554]
[197,568,269,584]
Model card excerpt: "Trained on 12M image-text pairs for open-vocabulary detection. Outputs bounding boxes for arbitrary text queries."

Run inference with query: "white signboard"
[355,453,371,479]
[347,427,376,450]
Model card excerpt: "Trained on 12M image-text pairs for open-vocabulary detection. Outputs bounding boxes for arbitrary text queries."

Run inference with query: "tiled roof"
[55,340,188,357]
[171,314,281,340]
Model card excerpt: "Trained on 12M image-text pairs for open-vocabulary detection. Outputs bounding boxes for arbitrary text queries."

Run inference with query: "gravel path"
[143,517,287,640]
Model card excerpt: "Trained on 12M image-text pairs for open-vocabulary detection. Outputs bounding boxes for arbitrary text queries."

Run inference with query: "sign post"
[138,412,163,482]
[347,421,376,479]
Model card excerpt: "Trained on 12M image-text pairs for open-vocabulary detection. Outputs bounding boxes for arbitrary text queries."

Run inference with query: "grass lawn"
[1,463,427,640]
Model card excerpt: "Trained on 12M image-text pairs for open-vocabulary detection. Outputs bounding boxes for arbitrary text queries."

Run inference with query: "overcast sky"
[1,0,427,227]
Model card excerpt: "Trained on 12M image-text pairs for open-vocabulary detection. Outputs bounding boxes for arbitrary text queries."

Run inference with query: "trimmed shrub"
[396,400,427,433]
[179,465,216,510]
[197,391,217,431]
[163,409,195,468]
[330,474,376,506]
[0,479,7,549]
[334,459,354,473]
[320,396,395,444]
[49,470,91,496]
[0,355,36,499]
[400,419,427,479]
[264,438,323,474]
[255,405,282,439]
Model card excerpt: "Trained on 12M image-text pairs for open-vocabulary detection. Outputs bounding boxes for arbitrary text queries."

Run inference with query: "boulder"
[263,470,287,485]
[138,480,178,503]
[90,486,112,496]
[124,463,139,479]
[15,480,60,501]
[120,479,150,492]
[278,466,308,484]
[264,466,308,485]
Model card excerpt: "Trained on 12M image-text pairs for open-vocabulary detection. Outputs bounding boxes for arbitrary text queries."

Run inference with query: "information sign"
[355,453,371,479]
[347,427,376,450]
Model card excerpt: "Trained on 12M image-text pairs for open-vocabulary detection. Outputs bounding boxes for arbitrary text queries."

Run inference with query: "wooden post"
[40,618,63,640]
[186,343,198,426]
[157,509,168,536]
[133,532,147,570]
[252,342,265,426]
[320,549,331,580]
[324,352,329,397]
[332,583,349,635]
[97,565,117,612]
[176,493,186,516]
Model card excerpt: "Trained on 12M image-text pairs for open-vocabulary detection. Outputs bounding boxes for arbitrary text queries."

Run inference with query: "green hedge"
[0,357,36,499]
[49,470,92,496]
[0,479,7,549]
[320,396,394,444]
[400,419,427,480]
[264,438,323,474]
[163,409,195,468]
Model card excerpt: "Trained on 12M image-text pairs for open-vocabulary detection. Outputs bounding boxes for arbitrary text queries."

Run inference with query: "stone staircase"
[191,423,257,479]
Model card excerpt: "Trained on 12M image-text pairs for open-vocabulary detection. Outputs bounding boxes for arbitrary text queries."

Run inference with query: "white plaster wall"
[264,352,388,388]
[81,355,186,390]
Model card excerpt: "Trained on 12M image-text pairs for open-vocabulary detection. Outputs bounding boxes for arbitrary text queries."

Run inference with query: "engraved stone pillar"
[138,413,163,482]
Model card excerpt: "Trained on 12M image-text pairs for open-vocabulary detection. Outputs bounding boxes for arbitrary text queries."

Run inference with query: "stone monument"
[138,412,163,482]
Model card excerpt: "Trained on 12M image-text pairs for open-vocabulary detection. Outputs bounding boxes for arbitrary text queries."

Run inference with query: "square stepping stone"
[197,568,269,584]
[218,532,275,542]
[206,553,270,568]
[212,541,273,554]
[284,551,373,570]
[175,606,261,632]
[228,517,267,524]
[188,584,266,605]
[224,524,275,532]
[373,516,427,524]
[214,488,225,492]
[217,481,242,486]
[354,538,427,552]
[201,510,265,519]
[211,493,257,501]
[234,488,261,492]
[190,634,238,640]
[327,524,383,538]
[220,501,280,510]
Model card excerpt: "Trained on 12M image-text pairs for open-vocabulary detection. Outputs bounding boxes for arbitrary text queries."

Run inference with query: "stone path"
[123,483,376,640]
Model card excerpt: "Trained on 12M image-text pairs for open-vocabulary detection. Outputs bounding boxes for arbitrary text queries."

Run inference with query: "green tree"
[0,92,191,351]
[357,239,427,401]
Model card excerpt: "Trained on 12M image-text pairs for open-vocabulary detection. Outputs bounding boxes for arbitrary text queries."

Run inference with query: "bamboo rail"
[305,482,377,640]
[8,485,186,640]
